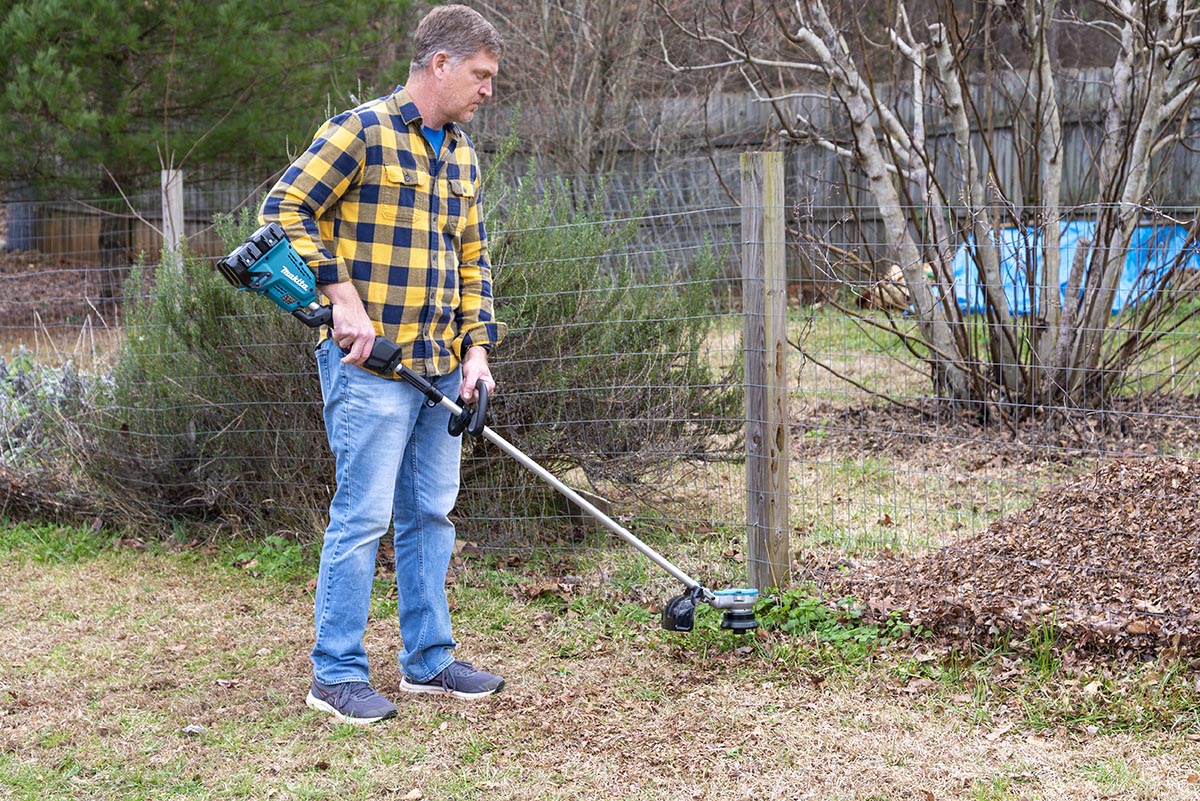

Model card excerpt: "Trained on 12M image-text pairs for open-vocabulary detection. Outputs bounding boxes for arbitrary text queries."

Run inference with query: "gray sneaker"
[306,679,398,724]
[399,660,505,700]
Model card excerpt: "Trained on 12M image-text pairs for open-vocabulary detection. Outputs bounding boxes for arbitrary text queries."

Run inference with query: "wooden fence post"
[162,168,184,267]
[741,151,790,592]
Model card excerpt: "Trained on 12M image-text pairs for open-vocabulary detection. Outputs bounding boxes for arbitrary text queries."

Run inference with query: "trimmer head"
[661,586,760,633]
[661,586,704,632]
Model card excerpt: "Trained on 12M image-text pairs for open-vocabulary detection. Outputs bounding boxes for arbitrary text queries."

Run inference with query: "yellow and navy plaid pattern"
[261,86,506,377]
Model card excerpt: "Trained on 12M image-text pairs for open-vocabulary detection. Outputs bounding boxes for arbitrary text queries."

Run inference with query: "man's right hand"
[319,282,376,366]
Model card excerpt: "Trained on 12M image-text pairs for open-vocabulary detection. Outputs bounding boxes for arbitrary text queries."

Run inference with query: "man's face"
[439,50,499,124]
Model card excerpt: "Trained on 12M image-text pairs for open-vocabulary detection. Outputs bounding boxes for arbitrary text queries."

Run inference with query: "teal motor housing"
[712,588,759,631]
[215,222,331,328]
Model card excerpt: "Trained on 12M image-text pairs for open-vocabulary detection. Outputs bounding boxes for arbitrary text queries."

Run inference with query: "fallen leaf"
[903,678,934,694]
[522,580,562,599]
[986,723,1013,741]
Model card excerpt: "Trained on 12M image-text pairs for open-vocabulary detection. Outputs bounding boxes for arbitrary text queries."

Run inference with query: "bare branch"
[663,0,1200,410]
[1086,0,1146,33]
[788,338,928,415]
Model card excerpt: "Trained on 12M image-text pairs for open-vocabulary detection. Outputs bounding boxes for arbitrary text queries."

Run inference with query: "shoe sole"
[398,677,505,701]
[305,691,397,724]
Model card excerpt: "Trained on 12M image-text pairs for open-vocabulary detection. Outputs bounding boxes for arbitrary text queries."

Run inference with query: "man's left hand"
[460,346,495,401]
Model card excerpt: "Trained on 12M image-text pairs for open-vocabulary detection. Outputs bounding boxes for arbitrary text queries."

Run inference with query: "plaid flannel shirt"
[261,86,505,377]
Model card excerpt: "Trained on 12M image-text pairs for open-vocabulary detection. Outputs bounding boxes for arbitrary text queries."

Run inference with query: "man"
[261,4,506,724]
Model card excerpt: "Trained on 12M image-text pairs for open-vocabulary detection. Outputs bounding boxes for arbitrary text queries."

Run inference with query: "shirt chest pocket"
[379,165,426,224]
[444,178,476,237]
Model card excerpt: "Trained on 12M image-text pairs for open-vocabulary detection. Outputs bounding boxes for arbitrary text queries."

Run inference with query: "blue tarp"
[951,221,1200,315]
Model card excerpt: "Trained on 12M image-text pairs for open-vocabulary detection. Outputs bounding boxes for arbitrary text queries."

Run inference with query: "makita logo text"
[281,265,310,292]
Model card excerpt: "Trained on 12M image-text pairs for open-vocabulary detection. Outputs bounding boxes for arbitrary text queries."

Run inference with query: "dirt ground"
[0,249,112,331]
[1,549,1197,801]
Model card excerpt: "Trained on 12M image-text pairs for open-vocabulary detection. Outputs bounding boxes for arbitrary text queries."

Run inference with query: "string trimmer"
[216,222,760,633]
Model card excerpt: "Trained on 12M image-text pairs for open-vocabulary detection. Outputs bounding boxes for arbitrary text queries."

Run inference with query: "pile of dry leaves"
[818,457,1200,660]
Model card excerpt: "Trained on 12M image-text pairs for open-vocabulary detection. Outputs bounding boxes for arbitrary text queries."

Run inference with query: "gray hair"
[410,4,502,70]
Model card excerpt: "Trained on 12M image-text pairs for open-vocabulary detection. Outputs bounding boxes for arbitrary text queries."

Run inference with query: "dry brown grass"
[2,545,1196,801]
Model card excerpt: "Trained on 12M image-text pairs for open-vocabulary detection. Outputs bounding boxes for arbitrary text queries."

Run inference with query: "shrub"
[0,350,86,469]
[458,173,743,535]
[75,208,330,536]
[0,352,96,524]
[73,172,741,542]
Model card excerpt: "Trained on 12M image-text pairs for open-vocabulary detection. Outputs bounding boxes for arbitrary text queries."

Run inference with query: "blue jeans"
[312,338,461,684]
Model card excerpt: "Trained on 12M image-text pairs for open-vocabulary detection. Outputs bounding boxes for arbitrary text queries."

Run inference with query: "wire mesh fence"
[3,160,1199,655]
[0,163,750,596]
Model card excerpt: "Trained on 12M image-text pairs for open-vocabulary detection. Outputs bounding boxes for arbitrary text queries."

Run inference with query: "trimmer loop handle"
[448,380,488,438]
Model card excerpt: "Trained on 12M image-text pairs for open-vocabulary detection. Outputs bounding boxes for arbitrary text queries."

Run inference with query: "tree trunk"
[800,8,972,399]
[1030,0,1065,399]
[97,190,134,310]
[1060,5,1182,402]
[931,23,1024,400]
[97,51,134,312]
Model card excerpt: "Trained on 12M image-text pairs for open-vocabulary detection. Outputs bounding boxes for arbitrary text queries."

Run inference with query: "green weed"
[756,584,918,661]
[966,771,1033,800]
[1027,617,1063,678]
[0,519,108,564]
[231,533,312,582]
[1077,759,1140,792]
[460,733,496,764]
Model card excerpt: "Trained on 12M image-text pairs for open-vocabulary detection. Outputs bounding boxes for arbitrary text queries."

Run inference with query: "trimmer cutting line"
[216,222,760,633]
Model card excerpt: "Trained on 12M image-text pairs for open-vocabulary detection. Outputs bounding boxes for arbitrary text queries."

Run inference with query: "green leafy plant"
[756,584,916,658]
[0,519,107,564]
[232,533,311,582]
[0,351,99,525]
[0,350,87,469]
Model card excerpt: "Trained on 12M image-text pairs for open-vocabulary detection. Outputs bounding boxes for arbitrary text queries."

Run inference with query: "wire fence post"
[741,151,790,592]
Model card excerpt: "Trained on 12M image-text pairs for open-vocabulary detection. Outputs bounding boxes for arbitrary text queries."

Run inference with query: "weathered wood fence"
[10,68,1200,281]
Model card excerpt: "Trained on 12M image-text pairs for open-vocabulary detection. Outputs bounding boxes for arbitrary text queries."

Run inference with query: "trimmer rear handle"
[293,305,333,328]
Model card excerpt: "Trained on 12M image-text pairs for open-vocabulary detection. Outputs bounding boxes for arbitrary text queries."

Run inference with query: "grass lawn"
[1,524,1197,801]
[3,292,1200,799]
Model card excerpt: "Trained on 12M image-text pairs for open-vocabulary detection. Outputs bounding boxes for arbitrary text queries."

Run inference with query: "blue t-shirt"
[423,125,446,160]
